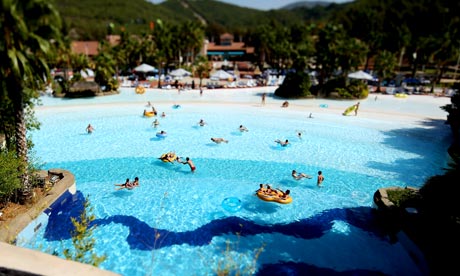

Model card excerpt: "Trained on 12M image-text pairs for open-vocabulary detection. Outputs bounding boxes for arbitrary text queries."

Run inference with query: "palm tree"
[194,55,211,89]
[0,0,62,202]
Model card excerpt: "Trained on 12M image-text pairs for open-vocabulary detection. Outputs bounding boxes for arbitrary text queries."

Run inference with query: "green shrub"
[274,71,312,98]
[387,189,420,208]
[0,151,22,206]
[63,197,106,267]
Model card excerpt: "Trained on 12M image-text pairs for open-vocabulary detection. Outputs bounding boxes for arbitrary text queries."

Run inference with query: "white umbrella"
[169,68,192,77]
[210,69,233,80]
[80,68,94,78]
[347,70,374,81]
[134,63,157,73]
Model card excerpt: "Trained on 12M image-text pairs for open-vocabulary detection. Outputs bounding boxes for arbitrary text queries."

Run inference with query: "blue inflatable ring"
[156,133,167,138]
[221,197,242,213]
[319,104,328,108]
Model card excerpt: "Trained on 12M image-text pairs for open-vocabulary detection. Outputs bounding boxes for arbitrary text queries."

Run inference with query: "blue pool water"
[18,88,451,275]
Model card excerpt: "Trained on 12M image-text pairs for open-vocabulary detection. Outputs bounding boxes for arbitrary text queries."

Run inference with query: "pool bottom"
[18,189,427,276]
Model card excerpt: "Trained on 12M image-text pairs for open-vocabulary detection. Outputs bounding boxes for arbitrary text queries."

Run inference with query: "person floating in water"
[292,170,312,180]
[297,131,303,139]
[115,178,134,190]
[86,124,95,134]
[239,125,249,132]
[211,137,228,144]
[152,119,160,128]
[198,119,207,126]
[275,139,289,147]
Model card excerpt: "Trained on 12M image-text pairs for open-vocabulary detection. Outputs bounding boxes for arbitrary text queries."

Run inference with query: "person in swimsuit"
[256,184,266,193]
[354,102,360,116]
[211,137,229,144]
[152,119,160,128]
[86,124,95,134]
[132,177,139,187]
[277,189,291,199]
[275,139,289,146]
[115,178,133,190]
[181,157,196,172]
[198,119,207,126]
[317,171,325,187]
[292,170,312,180]
[239,125,249,132]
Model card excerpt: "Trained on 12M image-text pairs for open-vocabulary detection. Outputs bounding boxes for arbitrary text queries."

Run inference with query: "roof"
[207,42,253,53]
[71,41,99,56]
[220,33,234,39]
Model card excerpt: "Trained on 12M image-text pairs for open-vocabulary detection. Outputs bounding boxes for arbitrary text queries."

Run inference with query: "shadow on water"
[368,118,451,185]
[42,192,417,275]
[45,191,386,247]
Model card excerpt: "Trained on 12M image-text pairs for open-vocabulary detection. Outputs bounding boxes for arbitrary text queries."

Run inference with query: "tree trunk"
[12,88,32,204]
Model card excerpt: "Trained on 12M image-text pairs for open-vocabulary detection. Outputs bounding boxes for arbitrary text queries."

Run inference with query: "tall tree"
[0,0,62,202]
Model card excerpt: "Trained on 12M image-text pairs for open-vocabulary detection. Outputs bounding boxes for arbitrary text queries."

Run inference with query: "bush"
[387,188,421,208]
[274,71,312,98]
[0,151,22,206]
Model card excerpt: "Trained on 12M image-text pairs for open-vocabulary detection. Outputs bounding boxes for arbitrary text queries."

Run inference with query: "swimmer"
[239,125,249,132]
[275,139,289,147]
[86,124,95,134]
[198,119,207,126]
[317,171,324,187]
[152,119,160,128]
[292,170,312,180]
[211,137,228,144]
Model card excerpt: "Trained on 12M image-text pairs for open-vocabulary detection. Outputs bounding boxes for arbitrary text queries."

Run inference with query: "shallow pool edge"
[0,169,119,276]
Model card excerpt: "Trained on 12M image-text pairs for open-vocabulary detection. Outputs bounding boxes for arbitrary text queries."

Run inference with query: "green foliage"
[387,189,420,208]
[0,151,22,205]
[63,197,107,267]
[214,225,265,276]
[274,71,312,98]
[324,78,369,99]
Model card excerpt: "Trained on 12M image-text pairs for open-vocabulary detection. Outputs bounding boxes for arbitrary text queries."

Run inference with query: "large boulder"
[66,81,101,98]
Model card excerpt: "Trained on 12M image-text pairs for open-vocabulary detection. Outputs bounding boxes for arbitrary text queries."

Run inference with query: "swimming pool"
[19,88,451,275]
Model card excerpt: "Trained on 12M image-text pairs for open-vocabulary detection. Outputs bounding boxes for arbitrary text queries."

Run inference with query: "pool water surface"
[18,88,451,275]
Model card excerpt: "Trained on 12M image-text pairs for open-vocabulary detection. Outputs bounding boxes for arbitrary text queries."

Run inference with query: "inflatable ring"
[172,105,181,109]
[256,191,292,204]
[319,104,328,108]
[394,93,408,98]
[135,86,145,94]
[159,152,177,163]
[144,111,155,117]
[156,132,167,139]
[221,197,242,213]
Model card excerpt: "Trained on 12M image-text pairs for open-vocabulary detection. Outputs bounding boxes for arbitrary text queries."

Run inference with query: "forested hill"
[52,0,345,40]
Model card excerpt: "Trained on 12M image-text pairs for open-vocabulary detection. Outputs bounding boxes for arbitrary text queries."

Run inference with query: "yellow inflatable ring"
[256,190,292,204]
[394,93,408,98]
[144,111,156,117]
[136,85,145,94]
[159,152,177,163]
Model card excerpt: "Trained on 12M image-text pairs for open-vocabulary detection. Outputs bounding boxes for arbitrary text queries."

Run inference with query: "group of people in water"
[160,152,196,173]
[292,169,324,186]
[257,184,291,200]
[112,98,326,195]
[115,177,140,190]
[254,170,324,199]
